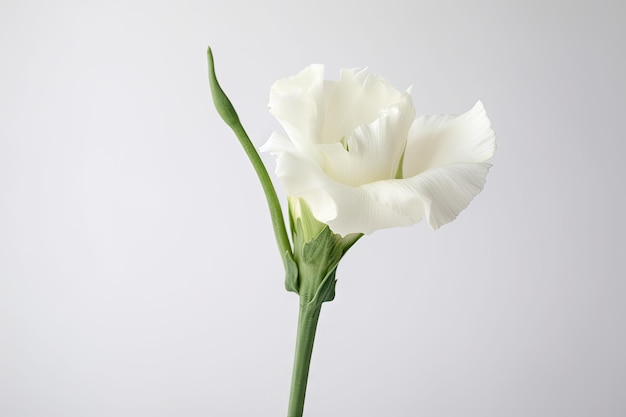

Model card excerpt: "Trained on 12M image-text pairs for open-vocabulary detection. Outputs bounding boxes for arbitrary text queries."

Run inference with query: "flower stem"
[287,301,322,417]
[207,47,293,263]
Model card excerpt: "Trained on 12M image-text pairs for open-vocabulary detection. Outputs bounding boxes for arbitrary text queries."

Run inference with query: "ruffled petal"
[320,68,407,144]
[263,137,402,235]
[265,139,491,235]
[269,66,409,150]
[316,93,415,186]
[269,65,325,150]
[362,162,492,230]
[267,142,339,223]
[260,131,297,154]
[403,101,496,177]
[264,69,496,236]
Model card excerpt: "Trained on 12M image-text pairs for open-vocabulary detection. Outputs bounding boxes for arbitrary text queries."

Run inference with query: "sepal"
[284,250,299,294]
[309,267,337,306]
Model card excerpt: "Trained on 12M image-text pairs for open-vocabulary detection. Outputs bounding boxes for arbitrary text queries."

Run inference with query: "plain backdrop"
[1,0,625,416]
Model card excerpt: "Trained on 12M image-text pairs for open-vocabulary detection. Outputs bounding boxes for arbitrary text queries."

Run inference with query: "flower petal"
[403,101,496,177]
[269,64,325,150]
[265,136,492,235]
[362,162,492,230]
[268,66,408,149]
[316,93,415,186]
[266,140,339,223]
[320,68,407,145]
[264,70,496,236]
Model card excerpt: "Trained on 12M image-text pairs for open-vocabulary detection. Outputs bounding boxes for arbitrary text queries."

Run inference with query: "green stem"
[227,120,292,261]
[207,47,293,263]
[287,301,322,417]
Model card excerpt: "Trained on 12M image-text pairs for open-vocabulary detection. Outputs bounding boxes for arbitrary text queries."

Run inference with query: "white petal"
[265,69,496,236]
[268,65,408,150]
[363,162,492,230]
[270,145,339,222]
[268,65,325,149]
[268,143,491,235]
[260,131,296,154]
[403,101,496,177]
[265,140,402,235]
[316,93,415,186]
[320,68,407,144]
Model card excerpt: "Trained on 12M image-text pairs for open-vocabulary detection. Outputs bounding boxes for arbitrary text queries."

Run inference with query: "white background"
[1,1,625,416]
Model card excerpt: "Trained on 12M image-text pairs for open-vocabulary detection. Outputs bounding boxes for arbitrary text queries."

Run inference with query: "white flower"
[261,65,496,237]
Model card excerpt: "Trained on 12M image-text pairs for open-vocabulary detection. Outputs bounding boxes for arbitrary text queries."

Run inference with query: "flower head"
[261,65,495,237]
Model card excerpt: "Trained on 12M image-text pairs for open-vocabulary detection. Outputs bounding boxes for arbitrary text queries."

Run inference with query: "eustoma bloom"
[261,65,496,237]
[207,49,496,417]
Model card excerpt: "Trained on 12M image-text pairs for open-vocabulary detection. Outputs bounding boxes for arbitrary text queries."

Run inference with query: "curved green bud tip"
[207,47,240,127]
[205,46,294,266]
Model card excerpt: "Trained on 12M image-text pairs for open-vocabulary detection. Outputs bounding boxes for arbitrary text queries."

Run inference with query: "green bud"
[287,197,363,306]
[289,197,326,245]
